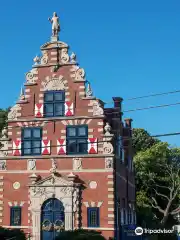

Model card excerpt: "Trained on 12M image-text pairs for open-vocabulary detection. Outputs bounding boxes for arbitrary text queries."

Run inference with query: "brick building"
[0,13,136,240]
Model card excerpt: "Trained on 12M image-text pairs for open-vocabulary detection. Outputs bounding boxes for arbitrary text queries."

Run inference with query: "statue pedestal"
[51,36,59,42]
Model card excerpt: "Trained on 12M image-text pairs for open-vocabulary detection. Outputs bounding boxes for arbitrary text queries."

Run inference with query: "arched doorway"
[41,198,65,240]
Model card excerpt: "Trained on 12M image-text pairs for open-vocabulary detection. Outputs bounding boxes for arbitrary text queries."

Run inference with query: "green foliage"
[0,227,26,240]
[0,108,8,134]
[55,229,106,240]
[132,128,159,154]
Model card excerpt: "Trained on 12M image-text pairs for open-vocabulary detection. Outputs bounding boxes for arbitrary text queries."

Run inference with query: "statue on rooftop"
[48,12,60,37]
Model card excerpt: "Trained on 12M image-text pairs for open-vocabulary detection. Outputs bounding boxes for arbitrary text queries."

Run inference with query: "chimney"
[124,118,133,128]
[112,97,123,111]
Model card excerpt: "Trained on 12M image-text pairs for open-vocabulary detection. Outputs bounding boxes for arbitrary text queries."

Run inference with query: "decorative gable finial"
[19,86,25,100]
[48,12,60,42]
[86,82,93,97]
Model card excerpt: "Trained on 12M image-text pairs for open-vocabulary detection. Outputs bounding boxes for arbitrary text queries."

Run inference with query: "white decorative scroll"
[105,157,113,169]
[25,69,38,84]
[75,67,85,81]
[28,159,36,170]
[73,158,82,170]
[61,48,69,64]
[41,50,48,64]
[41,75,66,91]
[0,160,6,170]
[8,104,21,120]
[93,101,104,116]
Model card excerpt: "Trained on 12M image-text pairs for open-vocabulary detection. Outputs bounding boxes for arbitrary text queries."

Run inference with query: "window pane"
[78,139,87,153]
[32,129,41,138]
[32,141,41,154]
[23,141,31,154]
[13,209,21,225]
[67,128,76,137]
[44,92,53,102]
[90,211,97,226]
[78,127,87,137]
[55,92,64,101]
[23,129,31,138]
[44,104,54,116]
[55,103,64,116]
[67,140,77,153]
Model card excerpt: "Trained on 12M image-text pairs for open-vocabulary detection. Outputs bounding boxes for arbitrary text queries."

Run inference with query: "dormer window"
[44,91,65,117]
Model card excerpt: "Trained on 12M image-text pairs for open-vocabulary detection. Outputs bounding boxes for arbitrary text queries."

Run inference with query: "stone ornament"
[75,67,85,81]
[19,87,25,101]
[1,128,8,139]
[86,83,93,97]
[42,75,66,91]
[92,101,104,116]
[33,55,40,65]
[28,159,36,170]
[70,52,76,63]
[89,181,97,189]
[13,182,21,190]
[103,142,113,154]
[104,122,111,136]
[41,50,48,65]
[103,122,114,154]
[105,157,113,169]
[50,158,57,173]
[73,158,82,170]
[61,48,70,64]
[8,104,21,120]
[25,69,37,84]
[0,160,6,170]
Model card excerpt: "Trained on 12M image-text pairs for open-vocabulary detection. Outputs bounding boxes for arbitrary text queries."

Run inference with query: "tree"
[132,128,159,154]
[55,229,106,240]
[0,227,26,240]
[0,108,8,134]
[134,141,180,227]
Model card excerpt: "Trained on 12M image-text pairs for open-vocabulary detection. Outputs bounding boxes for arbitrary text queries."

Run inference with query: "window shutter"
[35,103,43,117]
[64,102,74,116]
[57,139,66,154]
[13,139,21,156]
[88,138,97,154]
[41,139,51,155]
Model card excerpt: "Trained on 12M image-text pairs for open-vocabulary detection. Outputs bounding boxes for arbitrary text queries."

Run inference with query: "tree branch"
[150,197,165,214]
[170,206,180,215]
[152,188,170,201]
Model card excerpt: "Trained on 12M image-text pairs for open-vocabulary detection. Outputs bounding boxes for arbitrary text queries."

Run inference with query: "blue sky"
[1,0,180,146]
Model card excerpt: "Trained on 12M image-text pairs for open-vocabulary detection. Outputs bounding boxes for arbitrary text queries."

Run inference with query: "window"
[22,128,42,156]
[87,207,100,227]
[44,91,65,117]
[117,136,125,162]
[10,207,21,226]
[66,126,88,154]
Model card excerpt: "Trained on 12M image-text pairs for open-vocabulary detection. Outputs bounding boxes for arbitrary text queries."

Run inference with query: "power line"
[103,89,180,104]
[125,89,180,101]
[123,101,180,113]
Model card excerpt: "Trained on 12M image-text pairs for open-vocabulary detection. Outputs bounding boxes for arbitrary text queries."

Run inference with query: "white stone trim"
[97,201,103,207]
[0,169,113,173]
[82,227,114,230]
[2,225,31,229]
[108,221,114,224]
[29,173,80,240]
[83,202,89,207]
